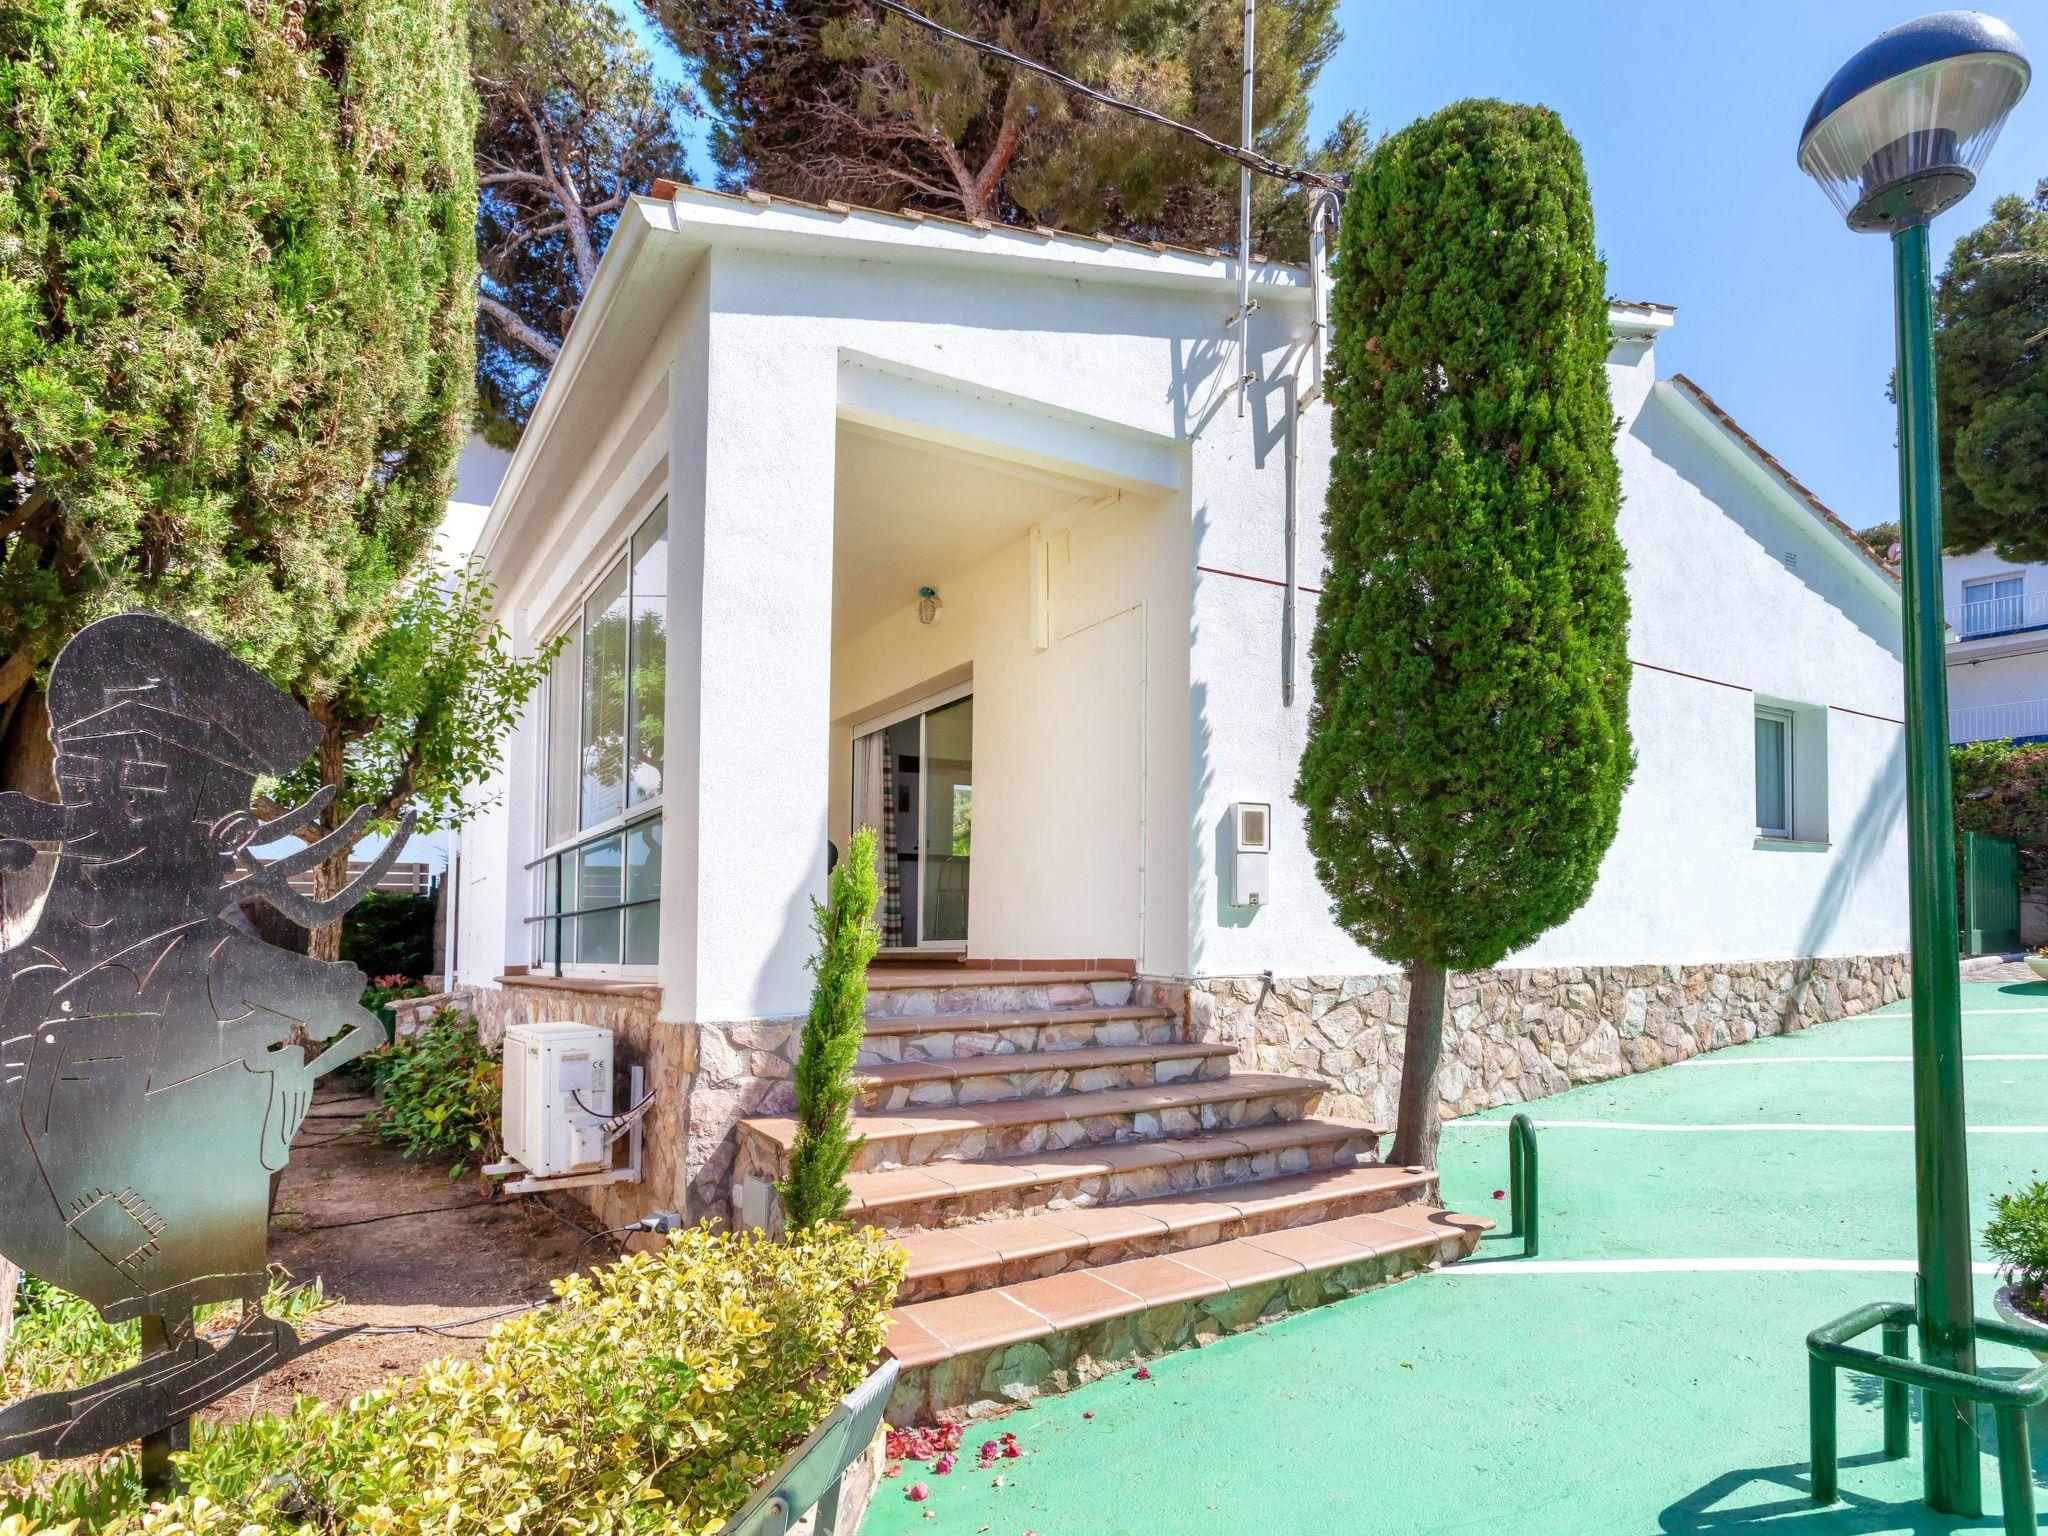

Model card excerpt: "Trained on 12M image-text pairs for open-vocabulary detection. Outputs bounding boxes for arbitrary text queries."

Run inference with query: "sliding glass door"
[851,690,972,950]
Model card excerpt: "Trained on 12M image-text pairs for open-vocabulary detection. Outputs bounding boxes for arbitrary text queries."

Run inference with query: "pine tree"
[472,0,693,437]
[644,0,1364,261]
[780,826,882,1229]
[1296,99,1633,1167]
[1933,182,2048,565]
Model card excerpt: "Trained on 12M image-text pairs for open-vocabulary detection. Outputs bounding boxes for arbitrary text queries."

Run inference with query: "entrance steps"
[734,965,1486,1421]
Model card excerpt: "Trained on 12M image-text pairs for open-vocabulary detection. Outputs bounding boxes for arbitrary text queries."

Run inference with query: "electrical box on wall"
[502,1021,614,1177]
[1229,802,1270,907]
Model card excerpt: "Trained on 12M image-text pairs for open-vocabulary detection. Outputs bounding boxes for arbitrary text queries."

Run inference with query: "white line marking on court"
[1864,1008,2048,1017]
[1450,1256,2003,1277]
[1451,1119,2048,1134]
[1678,1054,2048,1067]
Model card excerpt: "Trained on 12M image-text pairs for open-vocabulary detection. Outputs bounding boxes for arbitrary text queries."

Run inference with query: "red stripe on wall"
[1197,567,1902,726]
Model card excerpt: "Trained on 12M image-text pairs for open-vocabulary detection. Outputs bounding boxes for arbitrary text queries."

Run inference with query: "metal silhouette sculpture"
[0,612,414,1472]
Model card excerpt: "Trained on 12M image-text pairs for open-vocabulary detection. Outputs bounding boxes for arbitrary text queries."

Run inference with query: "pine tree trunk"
[308,720,349,962]
[1388,957,1448,1168]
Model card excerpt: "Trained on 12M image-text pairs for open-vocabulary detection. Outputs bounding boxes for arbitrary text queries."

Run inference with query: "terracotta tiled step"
[890,1162,1437,1302]
[845,1117,1384,1232]
[882,1203,1491,1422]
[738,1072,1324,1173]
[866,975,1137,1018]
[856,1005,1177,1065]
[853,1042,1235,1112]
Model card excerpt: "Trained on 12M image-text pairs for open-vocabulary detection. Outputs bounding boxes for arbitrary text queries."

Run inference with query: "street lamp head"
[1799,11,2030,233]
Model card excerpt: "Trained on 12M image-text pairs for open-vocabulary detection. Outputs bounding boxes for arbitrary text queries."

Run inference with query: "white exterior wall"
[463,191,1910,1025]
[464,202,1306,1016]
[1943,549,2048,742]
[1186,334,1910,977]
[827,491,1189,968]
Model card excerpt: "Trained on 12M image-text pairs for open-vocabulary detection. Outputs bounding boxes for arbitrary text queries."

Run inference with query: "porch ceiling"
[832,422,1108,642]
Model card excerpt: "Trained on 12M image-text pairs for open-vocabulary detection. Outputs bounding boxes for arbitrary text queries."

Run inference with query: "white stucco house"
[451,183,1910,1234]
[1944,549,2048,746]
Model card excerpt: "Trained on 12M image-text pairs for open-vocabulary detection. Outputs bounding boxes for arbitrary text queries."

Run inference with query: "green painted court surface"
[866,978,2048,1536]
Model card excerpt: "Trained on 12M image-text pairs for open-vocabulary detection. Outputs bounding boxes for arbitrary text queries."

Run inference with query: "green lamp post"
[1797,11,2030,1515]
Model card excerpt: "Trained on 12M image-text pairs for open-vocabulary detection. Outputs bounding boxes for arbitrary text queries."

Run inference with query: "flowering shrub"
[359,974,429,1027]
[0,1225,903,1535]
[364,1008,501,1175]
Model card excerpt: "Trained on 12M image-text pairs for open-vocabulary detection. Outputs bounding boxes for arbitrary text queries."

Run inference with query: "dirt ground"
[213,1083,607,1421]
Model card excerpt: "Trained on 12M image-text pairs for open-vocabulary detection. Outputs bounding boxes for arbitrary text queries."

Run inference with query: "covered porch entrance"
[825,362,1190,972]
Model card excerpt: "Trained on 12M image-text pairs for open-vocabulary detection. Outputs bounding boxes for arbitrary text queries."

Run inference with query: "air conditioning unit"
[502,1021,614,1178]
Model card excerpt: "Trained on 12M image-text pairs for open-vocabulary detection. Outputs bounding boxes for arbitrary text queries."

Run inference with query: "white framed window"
[1961,574,2025,638]
[528,500,667,974]
[1754,705,1795,840]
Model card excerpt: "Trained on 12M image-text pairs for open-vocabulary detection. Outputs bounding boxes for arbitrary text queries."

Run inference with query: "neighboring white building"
[453,186,1910,1224]
[1944,549,2048,745]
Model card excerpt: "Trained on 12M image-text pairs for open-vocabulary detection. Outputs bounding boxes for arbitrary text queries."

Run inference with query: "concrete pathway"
[866,977,2048,1535]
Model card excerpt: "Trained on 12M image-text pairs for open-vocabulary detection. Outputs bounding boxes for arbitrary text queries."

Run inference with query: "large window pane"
[580,556,630,828]
[1755,713,1790,835]
[921,697,972,943]
[625,905,659,964]
[576,910,622,964]
[625,819,661,902]
[545,632,581,846]
[629,505,667,807]
[576,834,623,913]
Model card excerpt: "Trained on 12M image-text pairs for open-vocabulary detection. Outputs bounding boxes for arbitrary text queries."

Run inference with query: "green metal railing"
[1962,830,2022,955]
[1506,1113,1538,1259]
[1807,1301,2048,1534]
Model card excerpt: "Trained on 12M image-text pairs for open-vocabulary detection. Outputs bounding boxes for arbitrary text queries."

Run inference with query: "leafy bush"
[1987,1179,2048,1309]
[341,894,439,982]
[1,1226,903,1536]
[365,1009,502,1174]
[1953,739,2048,889]
[782,826,881,1229]
[359,974,430,1030]
[1,1277,330,1519]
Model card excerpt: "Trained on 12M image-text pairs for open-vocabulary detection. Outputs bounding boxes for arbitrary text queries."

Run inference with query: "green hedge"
[1953,740,2048,889]
[2,1225,903,1536]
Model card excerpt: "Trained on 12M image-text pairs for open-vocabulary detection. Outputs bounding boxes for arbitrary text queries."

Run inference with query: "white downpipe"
[1235,0,1256,418]
[1056,601,1149,970]
[1305,186,1335,409]
[1281,379,1299,707]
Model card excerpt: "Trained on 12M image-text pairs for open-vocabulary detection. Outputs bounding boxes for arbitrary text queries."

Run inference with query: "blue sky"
[618,0,2048,531]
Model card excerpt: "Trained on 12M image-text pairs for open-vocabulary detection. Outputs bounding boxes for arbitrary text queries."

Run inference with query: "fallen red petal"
[1133,1365,1151,1380]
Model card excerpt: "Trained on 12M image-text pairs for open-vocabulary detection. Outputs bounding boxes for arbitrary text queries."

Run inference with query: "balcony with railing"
[1948,587,2048,641]
[1950,696,2048,745]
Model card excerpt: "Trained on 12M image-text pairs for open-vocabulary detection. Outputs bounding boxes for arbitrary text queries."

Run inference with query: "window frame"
[528,497,668,978]
[1961,573,2026,638]
[1754,705,1796,841]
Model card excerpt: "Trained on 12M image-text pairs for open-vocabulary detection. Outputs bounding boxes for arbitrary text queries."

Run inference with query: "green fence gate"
[1961,830,2021,955]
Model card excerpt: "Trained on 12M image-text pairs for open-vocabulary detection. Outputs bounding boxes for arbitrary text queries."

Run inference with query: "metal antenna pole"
[1236,0,1255,417]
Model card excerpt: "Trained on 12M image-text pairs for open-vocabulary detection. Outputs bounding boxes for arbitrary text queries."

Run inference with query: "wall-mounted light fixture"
[917,586,943,626]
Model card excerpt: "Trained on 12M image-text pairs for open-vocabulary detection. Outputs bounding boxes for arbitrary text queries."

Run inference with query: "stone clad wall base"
[465,982,793,1231]
[1148,953,1908,1126]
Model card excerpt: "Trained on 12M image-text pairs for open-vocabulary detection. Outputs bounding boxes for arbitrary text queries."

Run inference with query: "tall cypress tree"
[0,0,476,782]
[781,825,882,1229]
[1296,99,1632,1167]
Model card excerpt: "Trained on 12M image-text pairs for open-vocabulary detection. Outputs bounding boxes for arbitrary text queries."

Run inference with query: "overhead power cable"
[865,0,1339,192]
